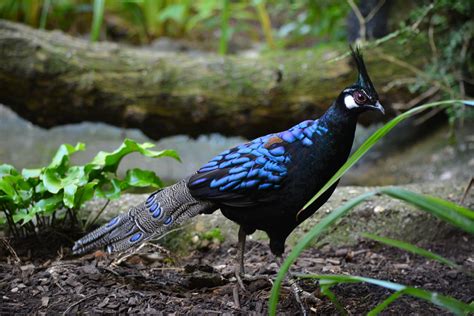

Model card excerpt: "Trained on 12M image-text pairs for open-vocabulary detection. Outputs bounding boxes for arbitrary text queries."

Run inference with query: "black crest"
[350,46,378,98]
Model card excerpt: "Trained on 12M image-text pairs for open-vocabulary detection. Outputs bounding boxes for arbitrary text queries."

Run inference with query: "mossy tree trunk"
[0,20,423,139]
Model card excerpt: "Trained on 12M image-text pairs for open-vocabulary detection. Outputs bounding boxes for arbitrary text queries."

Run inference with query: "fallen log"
[0,20,423,139]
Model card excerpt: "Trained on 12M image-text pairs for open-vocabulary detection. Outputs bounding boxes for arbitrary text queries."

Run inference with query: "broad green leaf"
[302,100,466,211]
[0,164,18,178]
[30,194,63,217]
[88,138,180,173]
[0,178,17,198]
[62,166,88,187]
[362,233,460,269]
[158,4,186,23]
[12,208,37,224]
[124,168,163,188]
[269,191,377,315]
[13,195,63,224]
[75,181,98,209]
[48,143,85,170]
[298,274,474,315]
[35,181,47,194]
[96,178,125,200]
[63,183,78,208]
[380,187,474,233]
[22,168,42,179]
[42,166,87,194]
[42,169,63,194]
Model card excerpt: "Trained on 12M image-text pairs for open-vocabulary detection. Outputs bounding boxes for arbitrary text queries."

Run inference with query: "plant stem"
[219,0,231,55]
[85,199,110,231]
[255,1,274,49]
[90,0,106,42]
[3,207,19,239]
[39,0,51,29]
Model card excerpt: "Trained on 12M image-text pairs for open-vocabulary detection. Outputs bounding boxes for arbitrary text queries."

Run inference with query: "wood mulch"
[0,230,472,315]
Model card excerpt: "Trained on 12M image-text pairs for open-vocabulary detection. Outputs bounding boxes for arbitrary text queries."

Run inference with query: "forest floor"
[0,228,472,315]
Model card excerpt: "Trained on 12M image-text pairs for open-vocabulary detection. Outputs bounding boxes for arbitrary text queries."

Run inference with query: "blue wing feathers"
[188,119,328,207]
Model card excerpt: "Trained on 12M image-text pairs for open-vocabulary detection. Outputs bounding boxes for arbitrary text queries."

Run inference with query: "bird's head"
[338,46,384,115]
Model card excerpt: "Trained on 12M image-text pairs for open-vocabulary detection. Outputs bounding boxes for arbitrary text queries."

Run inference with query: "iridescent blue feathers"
[187,119,328,207]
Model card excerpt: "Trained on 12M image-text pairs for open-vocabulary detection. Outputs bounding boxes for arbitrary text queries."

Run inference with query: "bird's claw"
[288,277,320,316]
[234,270,272,291]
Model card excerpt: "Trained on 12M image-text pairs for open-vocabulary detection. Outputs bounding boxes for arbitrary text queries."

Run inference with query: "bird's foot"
[233,269,273,309]
[287,277,320,316]
[234,270,272,291]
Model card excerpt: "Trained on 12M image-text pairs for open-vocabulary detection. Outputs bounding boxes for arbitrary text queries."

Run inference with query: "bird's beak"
[368,101,385,115]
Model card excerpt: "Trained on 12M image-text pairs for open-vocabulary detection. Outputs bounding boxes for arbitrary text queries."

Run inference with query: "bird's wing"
[187,133,293,207]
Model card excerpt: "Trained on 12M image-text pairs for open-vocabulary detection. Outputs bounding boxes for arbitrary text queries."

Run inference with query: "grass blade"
[362,233,460,269]
[254,0,274,49]
[219,0,231,55]
[320,281,346,315]
[90,0,106,42]
[268,191,377,315]
[39,0,51,29]
[302,100,466,211]
[380,187,474,234]
[367,290,404,315]
[298,274,474,315]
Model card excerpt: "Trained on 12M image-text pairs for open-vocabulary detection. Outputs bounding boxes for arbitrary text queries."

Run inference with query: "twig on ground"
[460,177,473,205]
[62,293,99,315]
[0,238,21,263]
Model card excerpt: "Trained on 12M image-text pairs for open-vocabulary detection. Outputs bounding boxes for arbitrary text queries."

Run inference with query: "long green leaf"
[90,0,105,42]
[268,191,377,315]
[368,290,404,316]
[302,100,466,211]
[219,0,231,55]
[39,0,51,29]
[362,233,460,269]
[298,274,474,315]
[380,187,474,234]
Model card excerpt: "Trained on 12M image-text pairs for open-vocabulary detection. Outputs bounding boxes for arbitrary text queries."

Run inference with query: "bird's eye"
[353,91,367,105]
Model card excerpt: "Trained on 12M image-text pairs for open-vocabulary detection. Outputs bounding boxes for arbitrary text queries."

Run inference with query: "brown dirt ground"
[0,229,473,315]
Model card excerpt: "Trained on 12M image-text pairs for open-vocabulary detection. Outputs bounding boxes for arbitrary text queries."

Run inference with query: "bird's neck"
[319,103,358,136]
[319,104,357,155]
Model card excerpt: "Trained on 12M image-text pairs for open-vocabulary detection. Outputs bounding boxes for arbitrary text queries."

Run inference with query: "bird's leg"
[276,256,320,316]
[235,226,247,290]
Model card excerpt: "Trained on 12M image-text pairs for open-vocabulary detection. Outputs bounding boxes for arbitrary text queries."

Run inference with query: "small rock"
[107,302,120,309]
[41,296,49,307]
[10,288,18,293]
[20,264,35,271]
[65,276,79,287]
[98,297,110,308]
[322,265,341,273]
[326,258,340,265]
[128,297,138,306]
[81,264,99,274]
[335,248,348,257]
[446,270,458,280]
[374,205,385,214]
[440,171,452,180]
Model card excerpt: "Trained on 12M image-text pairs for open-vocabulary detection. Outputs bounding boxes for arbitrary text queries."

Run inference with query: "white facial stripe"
[344,95,358,109]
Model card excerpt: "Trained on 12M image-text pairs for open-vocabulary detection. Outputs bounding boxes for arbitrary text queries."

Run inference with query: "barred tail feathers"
[72,179,216,255]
